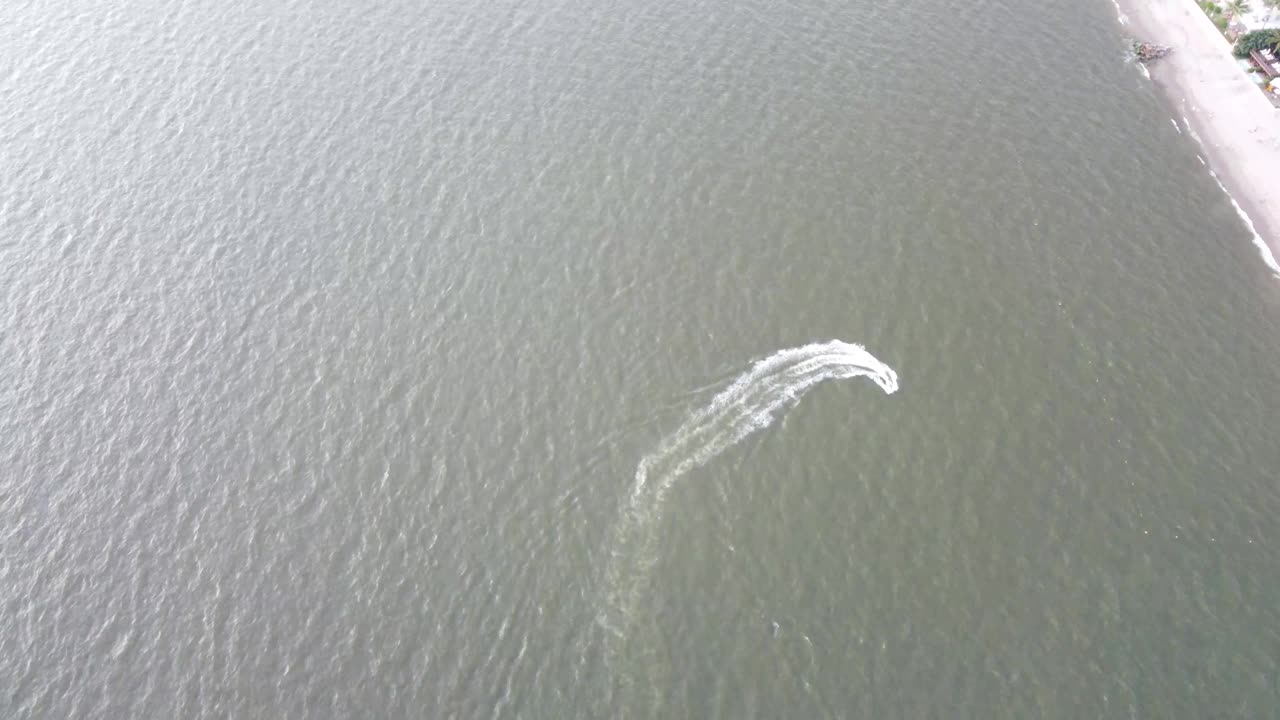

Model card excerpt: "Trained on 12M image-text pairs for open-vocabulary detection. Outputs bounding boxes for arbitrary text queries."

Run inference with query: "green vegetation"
[1199,0,1265,34]
[1232,28,1280,57]
[1223,0,1252,19]
[1199,1,1232,33]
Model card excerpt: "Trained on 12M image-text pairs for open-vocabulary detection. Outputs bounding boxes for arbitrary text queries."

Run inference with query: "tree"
[1223,0,1252,20]
[1232,28,1277,55]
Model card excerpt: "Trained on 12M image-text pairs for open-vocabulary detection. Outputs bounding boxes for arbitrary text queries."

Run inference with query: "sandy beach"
[1117,0,1280,276]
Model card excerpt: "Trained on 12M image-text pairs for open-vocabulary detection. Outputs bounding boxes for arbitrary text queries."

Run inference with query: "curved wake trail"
[599,341,898,667]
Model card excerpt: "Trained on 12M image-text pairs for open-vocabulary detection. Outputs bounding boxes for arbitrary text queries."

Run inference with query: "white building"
[1237,6,1280,32]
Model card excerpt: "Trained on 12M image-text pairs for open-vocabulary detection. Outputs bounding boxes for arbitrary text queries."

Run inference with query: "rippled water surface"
[3,0,1280,717]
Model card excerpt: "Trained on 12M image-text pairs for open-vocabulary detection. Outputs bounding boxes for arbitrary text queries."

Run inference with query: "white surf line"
[1110,0,1128,24]
[1114,4,1275,278]
[1207,171,1280,277]
[1168,68,1279,278]
[1180,114,1280,277]
[599,341,899,661]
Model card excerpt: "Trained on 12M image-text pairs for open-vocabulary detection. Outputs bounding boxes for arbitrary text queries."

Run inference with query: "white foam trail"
[1170,118,1182,134]
[599,341,898,652]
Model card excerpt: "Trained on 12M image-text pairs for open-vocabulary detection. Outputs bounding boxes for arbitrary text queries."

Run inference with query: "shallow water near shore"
[3,0,1280,717]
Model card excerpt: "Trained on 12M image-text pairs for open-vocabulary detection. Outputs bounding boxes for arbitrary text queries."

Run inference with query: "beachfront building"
[1228,6,1280,97]
[1235,6,1280,32]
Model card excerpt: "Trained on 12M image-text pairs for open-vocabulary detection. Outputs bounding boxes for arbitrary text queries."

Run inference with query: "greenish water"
[2,0,1279,717]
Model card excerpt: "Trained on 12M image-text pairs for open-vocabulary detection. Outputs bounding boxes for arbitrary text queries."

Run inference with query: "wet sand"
[1119,0,1280,276]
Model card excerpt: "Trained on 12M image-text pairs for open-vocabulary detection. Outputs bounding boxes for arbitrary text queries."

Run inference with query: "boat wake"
[598,340,899,658]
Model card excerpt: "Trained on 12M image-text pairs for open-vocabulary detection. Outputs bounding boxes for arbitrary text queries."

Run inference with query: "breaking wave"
[1207,170,1280,278]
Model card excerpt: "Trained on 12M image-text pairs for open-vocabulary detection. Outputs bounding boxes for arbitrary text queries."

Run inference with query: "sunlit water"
[3,0,1279,717]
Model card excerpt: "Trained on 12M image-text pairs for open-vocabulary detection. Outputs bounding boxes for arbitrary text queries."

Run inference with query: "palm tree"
[1223,0,1252,21]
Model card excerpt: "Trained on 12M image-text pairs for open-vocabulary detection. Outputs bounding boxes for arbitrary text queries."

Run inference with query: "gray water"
[3,0,1280,717]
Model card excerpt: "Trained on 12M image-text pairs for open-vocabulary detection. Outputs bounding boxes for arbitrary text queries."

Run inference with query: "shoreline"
[1114,0,1280,278]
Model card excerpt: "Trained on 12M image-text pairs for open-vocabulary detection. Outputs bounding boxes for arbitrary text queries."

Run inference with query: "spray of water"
[598,341,899,657]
